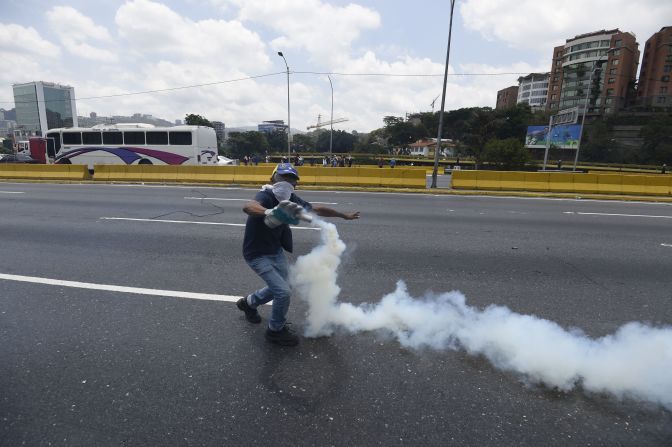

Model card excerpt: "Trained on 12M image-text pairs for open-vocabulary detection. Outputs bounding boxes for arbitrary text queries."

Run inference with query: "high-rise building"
[258,120,287,133]
[637,26,672,109]
[495,86,519,110]
[517,73,549,111]
[12,81,78,136]
[546,29,639,115]
[211,120,225,143]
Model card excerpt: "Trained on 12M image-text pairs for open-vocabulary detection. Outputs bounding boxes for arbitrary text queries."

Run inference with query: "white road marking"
[0,191,24,194]
[563,211,672,219]
[183,196,338,205]
[184,197,247,201]
[0,273,239,302]
[99,216,320,230]
[662,243,672,248]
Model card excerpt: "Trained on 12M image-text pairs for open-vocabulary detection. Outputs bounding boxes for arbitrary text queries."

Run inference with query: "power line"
[1,70,536,105]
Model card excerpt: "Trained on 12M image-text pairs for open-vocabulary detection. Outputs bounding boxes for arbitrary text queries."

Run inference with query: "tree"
[184,114,214,128]
[461,108,500,168]
[265,130,288,153]
[580,121,612,162]
[225,131,269,159]
[382,115,428,149]
[315,130,356,152]
[292,133,315,152]
[639,115,672,165]
[483,138,531,170]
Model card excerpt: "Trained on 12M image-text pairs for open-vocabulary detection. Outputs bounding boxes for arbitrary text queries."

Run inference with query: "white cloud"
[460,0,672,52]
[115,0,270,71]
[46,6,117,62]
[0,23,61,58]
[219,0,381,65]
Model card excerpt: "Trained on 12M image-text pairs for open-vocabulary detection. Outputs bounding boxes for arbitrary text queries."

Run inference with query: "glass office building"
[13,81,78,136]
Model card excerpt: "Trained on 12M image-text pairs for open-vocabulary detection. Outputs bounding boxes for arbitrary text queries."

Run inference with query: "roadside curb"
[2,179,672,203]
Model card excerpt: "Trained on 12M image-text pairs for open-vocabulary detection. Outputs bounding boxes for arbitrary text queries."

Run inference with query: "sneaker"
[265,325,299,346]
[236,297,261,324]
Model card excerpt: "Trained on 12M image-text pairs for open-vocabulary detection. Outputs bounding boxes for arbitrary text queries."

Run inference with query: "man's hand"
[264,200,304,228]
[343,211,360,220]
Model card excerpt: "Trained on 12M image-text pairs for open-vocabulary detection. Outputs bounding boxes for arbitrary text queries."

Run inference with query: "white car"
[217,155,235,165]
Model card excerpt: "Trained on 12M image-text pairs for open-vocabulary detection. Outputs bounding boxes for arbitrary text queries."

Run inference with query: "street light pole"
[328,75,334,154]
[278,51,291,159]
[431,0,456,189]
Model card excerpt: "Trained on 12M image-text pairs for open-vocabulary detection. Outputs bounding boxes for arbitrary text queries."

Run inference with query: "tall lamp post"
[277,51,291,159]
[431,0,456,189]
[328,75,334,154]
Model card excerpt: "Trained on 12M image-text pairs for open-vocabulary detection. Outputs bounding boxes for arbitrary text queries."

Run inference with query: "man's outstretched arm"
[312,205,360,220]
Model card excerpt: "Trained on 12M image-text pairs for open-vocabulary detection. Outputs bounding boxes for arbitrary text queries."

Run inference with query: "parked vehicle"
[217,155,235,165]
[0,154,40,164]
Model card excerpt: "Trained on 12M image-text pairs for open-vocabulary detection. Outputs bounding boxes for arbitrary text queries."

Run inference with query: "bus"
[44,124,218,169]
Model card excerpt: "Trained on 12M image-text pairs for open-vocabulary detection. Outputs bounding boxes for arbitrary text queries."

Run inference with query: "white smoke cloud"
[290,218,672,410]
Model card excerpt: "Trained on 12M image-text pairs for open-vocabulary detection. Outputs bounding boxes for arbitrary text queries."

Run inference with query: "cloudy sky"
[1,0,670,132]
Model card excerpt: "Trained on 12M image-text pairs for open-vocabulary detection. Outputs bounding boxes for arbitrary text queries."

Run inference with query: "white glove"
[264,200,303,228]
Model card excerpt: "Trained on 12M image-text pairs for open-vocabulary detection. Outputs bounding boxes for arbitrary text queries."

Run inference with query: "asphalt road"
[1,182,671,446]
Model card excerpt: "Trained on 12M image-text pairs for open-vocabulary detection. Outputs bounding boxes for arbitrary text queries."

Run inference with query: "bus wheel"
[138,159,153,165]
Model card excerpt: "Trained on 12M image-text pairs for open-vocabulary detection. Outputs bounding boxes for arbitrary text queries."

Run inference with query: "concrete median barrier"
[452,170,672,197]
[0,164,90,181]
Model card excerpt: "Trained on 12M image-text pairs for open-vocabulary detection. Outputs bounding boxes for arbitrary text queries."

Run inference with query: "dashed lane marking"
[0,273,239,302]
[99,216,320,230]
[183,197,338,205]
[0,191,25,194]
[563,211,672,219]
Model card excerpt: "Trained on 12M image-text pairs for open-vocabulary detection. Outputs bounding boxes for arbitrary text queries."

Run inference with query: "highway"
[1,182,671,446]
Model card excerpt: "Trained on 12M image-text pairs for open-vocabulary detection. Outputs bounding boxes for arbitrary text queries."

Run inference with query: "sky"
[1,0,670,133]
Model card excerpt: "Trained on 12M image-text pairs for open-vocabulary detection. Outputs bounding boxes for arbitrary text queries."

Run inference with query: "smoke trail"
[289,218,672,410]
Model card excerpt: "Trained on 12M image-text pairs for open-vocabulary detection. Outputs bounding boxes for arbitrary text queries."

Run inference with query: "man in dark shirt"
[239,163,360,346]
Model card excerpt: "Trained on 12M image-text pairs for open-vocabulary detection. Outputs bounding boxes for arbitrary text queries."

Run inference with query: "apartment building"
[495,85,519,110]
[637,26,672,109]
[517,73,549,111]
[546,29,639,115]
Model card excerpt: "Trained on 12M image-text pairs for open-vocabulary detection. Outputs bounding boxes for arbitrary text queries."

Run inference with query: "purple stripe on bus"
[56,147,190,165]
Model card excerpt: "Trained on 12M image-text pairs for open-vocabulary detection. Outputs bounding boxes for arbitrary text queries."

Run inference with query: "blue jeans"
[246,250,290,331]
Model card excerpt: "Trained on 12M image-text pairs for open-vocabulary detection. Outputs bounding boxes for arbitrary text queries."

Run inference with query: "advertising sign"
[525,124,581,149]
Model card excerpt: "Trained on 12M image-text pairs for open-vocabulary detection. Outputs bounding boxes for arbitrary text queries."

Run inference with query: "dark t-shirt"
[242,189,312,261]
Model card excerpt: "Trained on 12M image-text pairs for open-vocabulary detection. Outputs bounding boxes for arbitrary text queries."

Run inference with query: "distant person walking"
[662,164,667,174]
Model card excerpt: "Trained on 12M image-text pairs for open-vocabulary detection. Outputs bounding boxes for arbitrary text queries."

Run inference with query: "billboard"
[525,124,581,149]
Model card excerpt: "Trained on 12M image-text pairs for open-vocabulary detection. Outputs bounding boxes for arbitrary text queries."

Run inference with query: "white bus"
[44,124,218,169]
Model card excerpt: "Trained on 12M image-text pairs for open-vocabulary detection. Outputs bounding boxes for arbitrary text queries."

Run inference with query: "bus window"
[102,131,123,145]
[62,132,82,145]
[82,131,102,145]
[169,131,192,145]
[46,138,56,157]
[146,131,168,145]
[124,131,145,145]
[45,132,61,154]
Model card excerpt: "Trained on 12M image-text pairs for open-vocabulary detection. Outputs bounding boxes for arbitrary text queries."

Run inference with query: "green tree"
[315,129,356,152]
[225,131,269,159]
[483,138,531,170]
[639,115,672,165]
[292,133,316,152]
[382,115,428,148]
[580,121,612,162]
[265,130,288,153]
[184,114,214,127]
[461,108,500,168]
